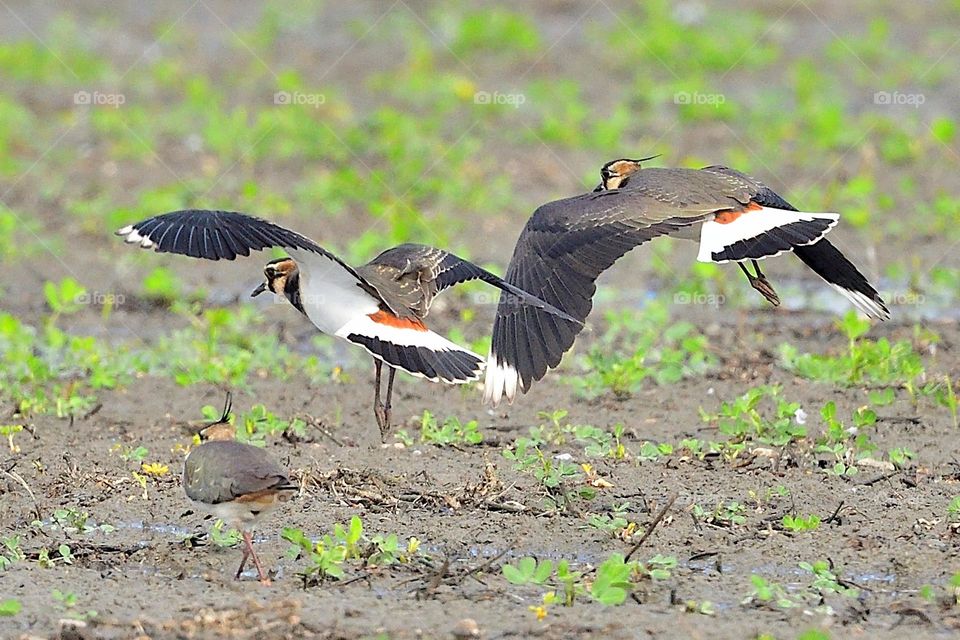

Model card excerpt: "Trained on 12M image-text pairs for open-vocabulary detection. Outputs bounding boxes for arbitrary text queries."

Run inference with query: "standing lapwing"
[116,211,576,437]
[183,393,297,585]
[483,163,889,405]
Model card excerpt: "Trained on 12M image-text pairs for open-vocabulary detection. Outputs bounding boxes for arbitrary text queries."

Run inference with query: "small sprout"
[0,425,23,452]
[141,462,169,477]
[0,598,21,616]
[782,514,821,532]
[406,537,421,555]
[210,520,241,548]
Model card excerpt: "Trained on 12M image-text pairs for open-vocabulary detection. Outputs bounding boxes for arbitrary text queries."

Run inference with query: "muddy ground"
[3,313,959,640]
[2,1,960,639]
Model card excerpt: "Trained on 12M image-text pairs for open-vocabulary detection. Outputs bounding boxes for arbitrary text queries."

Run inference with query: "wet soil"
[3,312,960,640]
[2,1,960,638]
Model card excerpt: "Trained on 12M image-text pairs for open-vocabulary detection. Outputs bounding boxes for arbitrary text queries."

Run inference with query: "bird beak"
[251,282,268,297]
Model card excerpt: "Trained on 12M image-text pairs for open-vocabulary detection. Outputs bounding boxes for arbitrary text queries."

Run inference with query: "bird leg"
[374,359,387,438]
[236,548,248,579]
[237,530,271,585]
[738,260,780,307]
[374,359,398,441]
[382,367,396,441]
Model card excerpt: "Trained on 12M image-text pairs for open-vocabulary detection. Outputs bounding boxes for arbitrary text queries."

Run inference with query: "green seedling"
[782,514,821,532]
[701,385,804,447]
[43,277,87,319]
[52,589,96,621]
[800,560,859,598]
[419,410,483,446]
[450,8,541,58]
[283,516,418,584]
[743,575,797,608]
[638,441,673,461]
[636,554,677,581]
[692,502,746,528]
[779,312,926,389]
[112,444,149,463]
[209,519,241,548]
[0,424,23,452]
[815,402,894,476]
[948,496,960,522]
[0,535,24,570]
[283,527,348,581]
[922,375,958,428]
[0,599,21,617]
[503,556,554,586]
[590,554,634,605]
[504,552,672,608]
[584,502,635,539]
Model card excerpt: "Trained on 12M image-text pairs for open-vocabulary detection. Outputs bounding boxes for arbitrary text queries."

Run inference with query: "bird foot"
[750,275,781,307]
[374,402,391,442]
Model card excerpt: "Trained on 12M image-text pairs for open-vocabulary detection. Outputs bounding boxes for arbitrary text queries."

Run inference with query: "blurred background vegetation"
[1,1,957,272]
[0,0,958,415]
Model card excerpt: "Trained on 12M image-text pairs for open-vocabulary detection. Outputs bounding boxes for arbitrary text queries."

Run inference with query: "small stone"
[452,617,480,638]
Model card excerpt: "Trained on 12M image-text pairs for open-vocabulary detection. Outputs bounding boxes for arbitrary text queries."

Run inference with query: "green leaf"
[0,599,21,616]
[347,516,363,544]
[868,388,895,405]
[502,564,527,585]
[532,559,554,584]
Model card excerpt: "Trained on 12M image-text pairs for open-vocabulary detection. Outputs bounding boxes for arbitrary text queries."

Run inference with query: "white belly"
[291,250,380,334]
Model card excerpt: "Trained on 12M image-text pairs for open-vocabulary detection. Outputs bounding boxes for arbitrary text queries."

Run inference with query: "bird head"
[252,257,298,298]
[198,392,236,442]
[596,154,661,191]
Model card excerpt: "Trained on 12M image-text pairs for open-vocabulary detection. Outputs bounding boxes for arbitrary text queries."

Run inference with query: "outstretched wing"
[359,243,580,323]
[116,210,384,304]
[484,186,723,405]
[701,166,889,319]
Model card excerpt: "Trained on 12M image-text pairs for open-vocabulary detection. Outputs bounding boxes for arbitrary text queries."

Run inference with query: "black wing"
[116,209,384,301]
[702,166,889,319]
[362,243,580,323]
[432,251,580,324]
[484,190,710,405]
[118,209,332,261]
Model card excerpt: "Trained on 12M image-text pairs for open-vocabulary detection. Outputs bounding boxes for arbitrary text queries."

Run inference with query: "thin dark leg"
[374,359,387,435]
[235,537,250,580]
[240,530,270,585]
[738,260,780,307]
[380,367,396,442]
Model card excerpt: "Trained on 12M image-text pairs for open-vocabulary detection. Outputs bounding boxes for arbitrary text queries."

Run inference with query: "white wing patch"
[334,313,479,356]
[697,208,839,263]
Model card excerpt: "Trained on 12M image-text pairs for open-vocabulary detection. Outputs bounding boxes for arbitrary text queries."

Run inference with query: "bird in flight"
[117,210,575,438]
[484,162,888,405]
